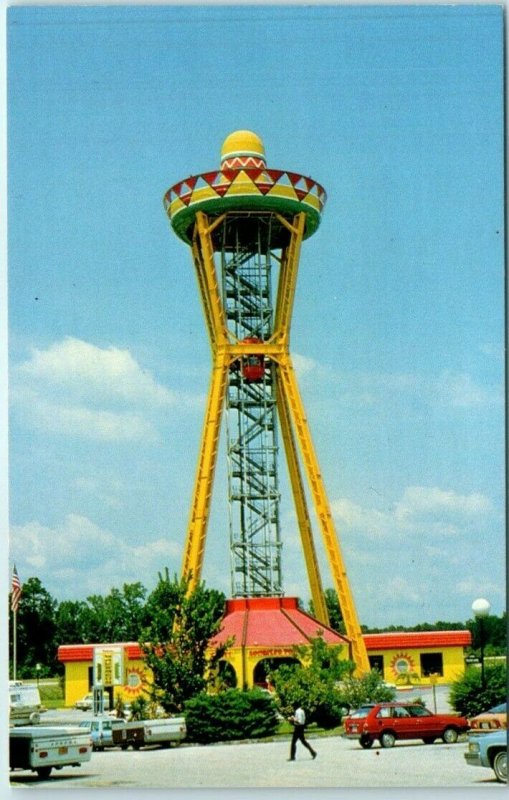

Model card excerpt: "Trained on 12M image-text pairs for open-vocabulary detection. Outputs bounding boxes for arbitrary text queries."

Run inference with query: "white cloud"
[394,486,493,520]
[455,579,505,601]
[10,337,202,442]
[433,371,503,408]
[288,353,502,411]
[17,392,159,442]
[10,515,182,597]
[291,352,319,381]
[16,337,176,407]
[331,485,493,541]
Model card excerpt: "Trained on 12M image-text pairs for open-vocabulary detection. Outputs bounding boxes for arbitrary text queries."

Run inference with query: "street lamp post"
[471,598,491,690]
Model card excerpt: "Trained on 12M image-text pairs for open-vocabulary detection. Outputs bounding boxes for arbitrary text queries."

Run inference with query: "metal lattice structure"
[221,214,282,597]
[164,131,370,673]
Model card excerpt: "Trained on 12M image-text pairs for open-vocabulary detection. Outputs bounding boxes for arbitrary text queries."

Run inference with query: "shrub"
[337,670,396,712]
[184,689,280,744]
[130,695,150,720]
[271,635,354,728]
[449,664,507,717]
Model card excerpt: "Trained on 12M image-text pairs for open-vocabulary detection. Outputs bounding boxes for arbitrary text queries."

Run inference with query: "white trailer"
[10,725,93,780]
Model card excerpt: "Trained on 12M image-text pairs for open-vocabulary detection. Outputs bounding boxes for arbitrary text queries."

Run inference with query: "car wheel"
[380,731,396,748]
[493,751,507,783]
[422,738,435,745]
[442,727,458,744]
[359,735,373,749]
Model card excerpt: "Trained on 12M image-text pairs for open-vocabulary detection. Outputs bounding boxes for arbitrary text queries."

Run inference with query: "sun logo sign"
[390,652,416,678]
[123,666,146,697]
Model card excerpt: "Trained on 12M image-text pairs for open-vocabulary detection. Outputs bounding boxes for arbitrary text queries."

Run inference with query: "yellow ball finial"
[221,130,266,170]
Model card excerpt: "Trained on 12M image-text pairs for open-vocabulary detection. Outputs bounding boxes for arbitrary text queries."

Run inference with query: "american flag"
[11,565,22,613]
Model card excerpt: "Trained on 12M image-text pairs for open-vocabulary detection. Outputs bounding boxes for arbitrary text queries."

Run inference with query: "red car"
[343,702,469,749]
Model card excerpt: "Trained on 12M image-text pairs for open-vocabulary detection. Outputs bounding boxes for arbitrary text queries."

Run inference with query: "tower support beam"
[276,355,370,673]
[181,348,230,591]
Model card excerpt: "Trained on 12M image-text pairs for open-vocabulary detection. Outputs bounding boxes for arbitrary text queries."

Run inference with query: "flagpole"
[11,565,22,681]
[13,607,17,681]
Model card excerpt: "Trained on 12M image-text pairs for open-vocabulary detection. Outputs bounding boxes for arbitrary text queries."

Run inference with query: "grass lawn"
[39,682,65,709]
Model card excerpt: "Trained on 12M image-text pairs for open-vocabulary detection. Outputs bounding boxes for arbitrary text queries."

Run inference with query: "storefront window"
[420,652,443,676]
[368,655,384,673]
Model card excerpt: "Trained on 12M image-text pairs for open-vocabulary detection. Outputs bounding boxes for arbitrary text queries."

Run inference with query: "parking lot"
[9,731,501,790]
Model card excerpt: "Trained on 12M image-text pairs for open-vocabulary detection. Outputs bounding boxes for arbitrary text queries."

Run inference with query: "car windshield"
[487,703,507,714]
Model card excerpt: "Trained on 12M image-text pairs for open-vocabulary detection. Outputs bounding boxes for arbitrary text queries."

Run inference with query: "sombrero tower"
[164,131,369,673]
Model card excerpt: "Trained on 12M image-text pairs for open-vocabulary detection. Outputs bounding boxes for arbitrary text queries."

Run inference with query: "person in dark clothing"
[288,704,317,761]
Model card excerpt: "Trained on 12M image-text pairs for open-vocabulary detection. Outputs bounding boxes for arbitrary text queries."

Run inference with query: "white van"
[9,681,43,726]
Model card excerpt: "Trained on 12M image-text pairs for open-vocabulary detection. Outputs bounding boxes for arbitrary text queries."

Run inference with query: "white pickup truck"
[10,725,93,780]
[112,716,187,749]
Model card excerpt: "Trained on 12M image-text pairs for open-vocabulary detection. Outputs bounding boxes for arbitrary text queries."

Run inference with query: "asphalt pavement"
[10,686,494,794]
[8,731,498,790]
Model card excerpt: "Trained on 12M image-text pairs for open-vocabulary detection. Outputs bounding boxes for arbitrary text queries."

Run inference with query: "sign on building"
[93,646,124,687]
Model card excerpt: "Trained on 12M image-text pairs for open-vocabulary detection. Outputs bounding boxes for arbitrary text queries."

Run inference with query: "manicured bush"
[449,664,507,717]
[184,689,280,744]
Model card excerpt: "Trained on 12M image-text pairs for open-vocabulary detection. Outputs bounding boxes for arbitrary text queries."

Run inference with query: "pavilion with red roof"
[210,596,351,689]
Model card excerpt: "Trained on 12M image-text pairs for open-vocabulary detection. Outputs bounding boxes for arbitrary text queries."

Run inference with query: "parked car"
[343,702,470,749]
[78,717,125,750]
[74,693,110,712]
[464,729,507,782]
[469,702,507,731]
[111,716,187,750]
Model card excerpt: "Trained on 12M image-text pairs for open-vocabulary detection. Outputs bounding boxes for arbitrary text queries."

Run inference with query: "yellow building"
[57,643,150,708]
[363,630,472,686]
[58,603,471,706]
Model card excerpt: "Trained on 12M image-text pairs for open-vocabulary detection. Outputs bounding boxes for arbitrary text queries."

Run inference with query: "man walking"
[288,703,317,761]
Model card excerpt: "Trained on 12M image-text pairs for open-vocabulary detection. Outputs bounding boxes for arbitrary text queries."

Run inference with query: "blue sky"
[5,3,505,628]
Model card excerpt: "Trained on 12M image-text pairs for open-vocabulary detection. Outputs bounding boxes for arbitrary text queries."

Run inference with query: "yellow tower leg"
[276,374,329,626]
[181,210,230,590]
[277,356,370,674]
[181,350,229,590]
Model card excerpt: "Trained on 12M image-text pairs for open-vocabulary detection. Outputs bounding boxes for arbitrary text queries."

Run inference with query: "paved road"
[9,733,501,790]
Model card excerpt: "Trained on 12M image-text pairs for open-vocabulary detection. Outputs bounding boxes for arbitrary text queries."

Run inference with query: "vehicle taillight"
[39,751,48,758]
[79,746,88,753]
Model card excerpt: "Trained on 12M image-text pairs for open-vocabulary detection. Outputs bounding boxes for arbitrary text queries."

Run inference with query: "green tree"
[309,589,345,634]
[140,571,227,712]
[449,663,507,717]
[54,599,89,647]
[272,635,354,728]
[80,582,147,643]
[338,669,396,710]
[467,612,507,656]
[9,577,58,677]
